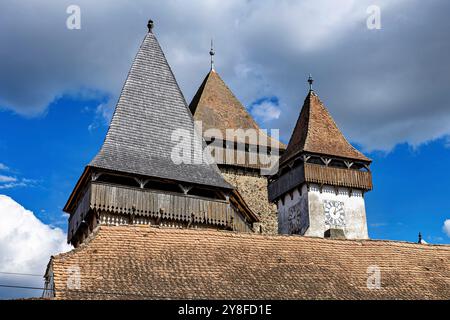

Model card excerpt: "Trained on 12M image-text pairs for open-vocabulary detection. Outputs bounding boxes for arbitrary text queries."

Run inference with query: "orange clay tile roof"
[189,70,285,149]
[281,91,370,166]
[47,225,450,300]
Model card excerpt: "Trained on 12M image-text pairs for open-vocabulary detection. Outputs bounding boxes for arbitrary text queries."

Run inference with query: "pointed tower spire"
[88,23,229,189]
[279,90,371,166]
[209,38,215,71]
[189,66,284,150]
[63,20,261,247]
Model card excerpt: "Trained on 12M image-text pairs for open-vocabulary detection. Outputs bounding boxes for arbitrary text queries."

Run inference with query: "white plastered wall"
[277,184,368,239]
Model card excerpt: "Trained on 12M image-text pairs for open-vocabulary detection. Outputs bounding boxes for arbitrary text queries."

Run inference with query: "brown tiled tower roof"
[189,70,284,148]
[45,226,450,300]
[281,91,370,166]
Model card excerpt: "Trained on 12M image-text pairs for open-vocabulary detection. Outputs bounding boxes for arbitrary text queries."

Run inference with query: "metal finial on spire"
[147,19,154,33]
[308,74,314,91]
[418,232,428,244]
[209,39,215,71]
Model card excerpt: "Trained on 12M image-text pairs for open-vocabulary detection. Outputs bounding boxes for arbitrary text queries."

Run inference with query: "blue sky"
[0,96,108,228]
[365,141,450,243]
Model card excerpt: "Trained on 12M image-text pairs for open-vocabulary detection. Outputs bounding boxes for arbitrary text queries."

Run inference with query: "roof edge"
[56,224,450,250]
[63,166,91,213]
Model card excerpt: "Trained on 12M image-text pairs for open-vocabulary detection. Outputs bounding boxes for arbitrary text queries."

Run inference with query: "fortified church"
[43,21,450,300]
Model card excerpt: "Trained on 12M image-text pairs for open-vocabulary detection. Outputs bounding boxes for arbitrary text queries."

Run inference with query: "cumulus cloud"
[1,0,450,151]
[0,163,9,171]
[0,195,71,298]
[0,174,32,190]
[0,182,26,190]
[443,219,450,238]
[250,98,281,123]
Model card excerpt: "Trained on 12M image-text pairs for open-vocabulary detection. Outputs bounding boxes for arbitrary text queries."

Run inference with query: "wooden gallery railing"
[268,162,372,202]
[304,163,373,190]
[68,182,252,242]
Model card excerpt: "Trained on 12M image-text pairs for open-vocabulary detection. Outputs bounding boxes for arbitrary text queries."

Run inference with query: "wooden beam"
[321,157,332,166]
[134,178,149,189]
[344,161,354,169]
[178,183,193,195]
[91,172,101,181]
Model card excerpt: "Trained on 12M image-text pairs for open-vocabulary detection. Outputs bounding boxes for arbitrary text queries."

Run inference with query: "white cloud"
[443,219,450,237]
[0,164,38,190]
[369,222,387,228]
[88,102,115,131]
[0,175,37,190]
[0,175,16,183]
[250,100,281,123]
[0,195,71,298]
[0,183,26,190]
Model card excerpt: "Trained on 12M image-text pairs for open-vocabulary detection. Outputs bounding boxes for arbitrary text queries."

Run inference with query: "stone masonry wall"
[222,170,278,234]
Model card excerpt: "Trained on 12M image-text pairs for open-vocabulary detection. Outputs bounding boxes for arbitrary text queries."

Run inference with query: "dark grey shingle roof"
[90,31,231,190]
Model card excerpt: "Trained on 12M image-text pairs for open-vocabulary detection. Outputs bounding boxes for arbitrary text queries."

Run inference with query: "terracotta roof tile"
[281,91,370,165]
[48,226,450,300]
[189,70,285,149]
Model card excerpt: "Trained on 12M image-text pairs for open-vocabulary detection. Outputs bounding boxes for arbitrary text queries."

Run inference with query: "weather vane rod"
[308,74,314,91]
[210,39,215,71]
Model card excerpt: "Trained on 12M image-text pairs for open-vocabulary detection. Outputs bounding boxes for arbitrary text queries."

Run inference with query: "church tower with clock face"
[268,78,373,239]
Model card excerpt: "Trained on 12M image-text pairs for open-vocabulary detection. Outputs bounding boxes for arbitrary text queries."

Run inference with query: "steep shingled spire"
[280,89,370,166]
[88,22,231,190]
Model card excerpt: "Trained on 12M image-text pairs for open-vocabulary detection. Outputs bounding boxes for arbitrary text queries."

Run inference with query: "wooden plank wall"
[268,163,372,202]
[68,182,253,242]
[304,163,372,190]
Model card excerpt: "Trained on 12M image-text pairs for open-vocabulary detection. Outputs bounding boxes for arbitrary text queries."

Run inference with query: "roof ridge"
[279,92,311,165]
[189,70,213,115]
[304,91,314,152]
[96,225,450,250]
